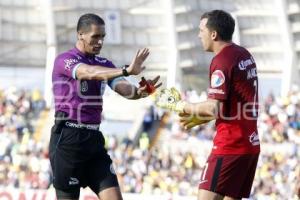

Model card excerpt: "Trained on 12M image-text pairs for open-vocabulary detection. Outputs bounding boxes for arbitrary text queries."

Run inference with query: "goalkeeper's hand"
[179,112,213,130]
[155,87,186,113]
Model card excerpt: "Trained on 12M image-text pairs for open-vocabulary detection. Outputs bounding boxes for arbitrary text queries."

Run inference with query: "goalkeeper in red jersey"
[156,10,259,200]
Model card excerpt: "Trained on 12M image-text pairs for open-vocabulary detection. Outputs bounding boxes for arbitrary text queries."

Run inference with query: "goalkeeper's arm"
[155,88,220,118]
[182,98,220,120]
[179,112,214,130]
[177,99,219,130]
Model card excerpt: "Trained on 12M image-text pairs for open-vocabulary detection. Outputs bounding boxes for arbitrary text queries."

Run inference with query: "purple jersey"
[52,47,115,124]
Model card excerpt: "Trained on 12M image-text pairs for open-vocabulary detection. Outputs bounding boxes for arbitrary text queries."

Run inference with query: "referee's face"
[80,24,106,55]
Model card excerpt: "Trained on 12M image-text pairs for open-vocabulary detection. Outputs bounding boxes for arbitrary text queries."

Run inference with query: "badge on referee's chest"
[81,80,88,92]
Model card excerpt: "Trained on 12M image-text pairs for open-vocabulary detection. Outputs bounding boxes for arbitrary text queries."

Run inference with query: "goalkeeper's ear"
[170,87,181,100]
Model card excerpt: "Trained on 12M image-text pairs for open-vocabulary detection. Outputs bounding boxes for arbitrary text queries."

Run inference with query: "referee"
[49,13,161,200]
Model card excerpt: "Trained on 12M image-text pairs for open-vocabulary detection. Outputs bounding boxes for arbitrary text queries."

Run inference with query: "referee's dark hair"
[201,10,235,41]
[77,13,105,33]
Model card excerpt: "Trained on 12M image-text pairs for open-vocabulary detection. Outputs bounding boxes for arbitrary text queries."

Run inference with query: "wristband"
[122,65,129,77]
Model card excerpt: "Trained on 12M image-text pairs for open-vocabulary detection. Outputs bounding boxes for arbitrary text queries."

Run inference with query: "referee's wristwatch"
[122,65,129,77]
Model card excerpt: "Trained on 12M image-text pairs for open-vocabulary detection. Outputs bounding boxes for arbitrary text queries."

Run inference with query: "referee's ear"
[77,32,84,40]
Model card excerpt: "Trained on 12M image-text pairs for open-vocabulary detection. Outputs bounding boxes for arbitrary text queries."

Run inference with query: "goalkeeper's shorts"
[198,153,259,199]
[49,118,119,199]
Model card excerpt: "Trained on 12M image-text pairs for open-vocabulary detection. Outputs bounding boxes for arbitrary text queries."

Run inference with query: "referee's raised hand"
[127,48,150,75]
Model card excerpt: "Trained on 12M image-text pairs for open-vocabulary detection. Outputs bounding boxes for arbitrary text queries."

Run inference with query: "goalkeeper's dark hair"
[77,13,105,33]
[201,10,235,41]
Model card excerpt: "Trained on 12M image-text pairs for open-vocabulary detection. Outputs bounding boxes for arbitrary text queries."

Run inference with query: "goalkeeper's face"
[78,24,106,55]
[198,18,213,52]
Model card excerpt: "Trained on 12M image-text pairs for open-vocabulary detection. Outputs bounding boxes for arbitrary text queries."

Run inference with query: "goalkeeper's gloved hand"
[179,112,213,130]
[155,87,186,112]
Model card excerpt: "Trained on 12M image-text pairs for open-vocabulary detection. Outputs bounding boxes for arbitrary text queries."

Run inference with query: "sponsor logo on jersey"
[95,56,108,64]
[249,132,260,146]
[69,177,79,185]
[238,56,255,70]
[64,58,79,70]
[211,70,225,88]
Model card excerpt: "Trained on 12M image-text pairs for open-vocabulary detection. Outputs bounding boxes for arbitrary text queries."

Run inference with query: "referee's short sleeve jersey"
[52,47,116,124]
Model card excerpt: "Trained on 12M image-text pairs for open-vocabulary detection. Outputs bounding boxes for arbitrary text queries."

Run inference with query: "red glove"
[139,77,156,94]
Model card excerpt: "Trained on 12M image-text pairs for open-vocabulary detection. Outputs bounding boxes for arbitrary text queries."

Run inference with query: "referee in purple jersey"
[49,13,161,200]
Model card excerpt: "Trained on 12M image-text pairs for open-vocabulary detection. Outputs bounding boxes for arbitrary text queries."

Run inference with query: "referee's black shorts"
[49,120,119,199]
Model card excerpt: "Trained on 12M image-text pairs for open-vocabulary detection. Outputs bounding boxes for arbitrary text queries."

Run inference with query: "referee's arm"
[75,63,124,80]
[76,48,149,81]
[109,78,142,100]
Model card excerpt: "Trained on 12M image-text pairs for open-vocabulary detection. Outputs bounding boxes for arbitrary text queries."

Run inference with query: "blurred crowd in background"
[0,87,49,189]
[0,86,299,199]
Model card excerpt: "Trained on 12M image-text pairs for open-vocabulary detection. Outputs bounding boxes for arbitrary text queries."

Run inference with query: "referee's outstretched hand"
[127,48,150,75]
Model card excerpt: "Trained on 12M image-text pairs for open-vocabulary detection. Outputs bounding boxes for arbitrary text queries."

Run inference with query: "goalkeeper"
[156,10,260,200]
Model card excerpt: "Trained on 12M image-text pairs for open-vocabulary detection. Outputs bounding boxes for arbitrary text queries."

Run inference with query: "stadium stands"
[0,87,50,189]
